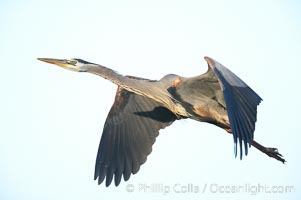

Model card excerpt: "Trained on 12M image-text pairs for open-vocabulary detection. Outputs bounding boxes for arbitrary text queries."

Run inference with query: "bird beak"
[37,58,67,66]
[37,58,79,71]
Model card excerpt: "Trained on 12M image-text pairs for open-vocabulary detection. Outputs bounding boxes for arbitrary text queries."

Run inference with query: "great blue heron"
[38,56,285,187]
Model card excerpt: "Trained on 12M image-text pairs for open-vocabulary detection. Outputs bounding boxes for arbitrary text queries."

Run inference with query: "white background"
[1,0,300,199]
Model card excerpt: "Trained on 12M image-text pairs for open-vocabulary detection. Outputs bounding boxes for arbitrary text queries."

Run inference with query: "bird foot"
[251,141,286,164]
[264,147,286,164]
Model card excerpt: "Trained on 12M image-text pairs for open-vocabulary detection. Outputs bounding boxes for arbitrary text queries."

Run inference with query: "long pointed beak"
[37,58,80,71]
[37,58,67,66]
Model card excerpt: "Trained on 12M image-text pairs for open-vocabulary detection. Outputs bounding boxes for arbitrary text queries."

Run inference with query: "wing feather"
[94,83,178,186]
[204,57,262,159]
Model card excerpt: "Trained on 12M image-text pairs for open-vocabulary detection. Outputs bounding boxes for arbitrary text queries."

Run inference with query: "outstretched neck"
[85,64,177,112]
[85,64,124,84]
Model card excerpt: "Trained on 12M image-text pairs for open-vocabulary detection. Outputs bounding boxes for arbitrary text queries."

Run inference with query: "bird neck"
[86,64,177,112]
[85,64,123,84]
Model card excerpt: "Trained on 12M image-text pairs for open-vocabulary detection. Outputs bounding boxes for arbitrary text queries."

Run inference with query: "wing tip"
[204,56,215,69]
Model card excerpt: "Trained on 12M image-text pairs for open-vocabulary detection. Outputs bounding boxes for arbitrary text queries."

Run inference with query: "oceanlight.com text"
[126,182,295,195]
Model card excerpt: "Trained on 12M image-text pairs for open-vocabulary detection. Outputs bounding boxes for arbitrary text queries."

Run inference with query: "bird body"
[38,56,285,187]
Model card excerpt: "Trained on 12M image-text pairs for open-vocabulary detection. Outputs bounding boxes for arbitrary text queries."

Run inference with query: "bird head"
[37,58,95,72]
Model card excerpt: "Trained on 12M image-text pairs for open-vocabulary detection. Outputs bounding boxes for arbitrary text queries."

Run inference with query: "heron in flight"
[38,56,285,187]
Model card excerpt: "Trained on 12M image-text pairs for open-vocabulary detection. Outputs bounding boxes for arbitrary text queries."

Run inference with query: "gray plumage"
[37,56,286,187]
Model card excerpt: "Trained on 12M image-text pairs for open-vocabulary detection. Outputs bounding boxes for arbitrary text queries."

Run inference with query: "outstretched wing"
[204,56,262,159]
[94,85,177,187]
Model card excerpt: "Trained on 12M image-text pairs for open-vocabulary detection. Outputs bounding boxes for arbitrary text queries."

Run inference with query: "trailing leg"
[251,140,286,163]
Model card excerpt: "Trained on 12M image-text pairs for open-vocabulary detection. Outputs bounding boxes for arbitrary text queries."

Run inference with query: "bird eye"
[68,60,77,65]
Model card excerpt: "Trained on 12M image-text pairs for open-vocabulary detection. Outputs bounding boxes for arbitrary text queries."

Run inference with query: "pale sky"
[1,0,301,199]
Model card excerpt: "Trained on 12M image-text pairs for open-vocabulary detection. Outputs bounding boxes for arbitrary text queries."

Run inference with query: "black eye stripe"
[68,59,95,65]
[74,59,95,65]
